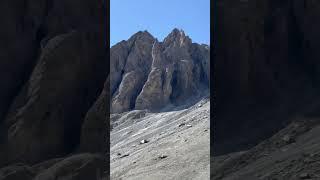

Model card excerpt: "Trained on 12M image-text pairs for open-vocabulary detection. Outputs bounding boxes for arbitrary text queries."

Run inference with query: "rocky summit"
[110,28,210,113]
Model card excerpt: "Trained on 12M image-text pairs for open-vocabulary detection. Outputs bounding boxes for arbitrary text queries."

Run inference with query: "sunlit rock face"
[110,28,210,113]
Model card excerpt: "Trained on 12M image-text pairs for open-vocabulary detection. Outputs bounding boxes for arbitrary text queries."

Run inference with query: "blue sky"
[110,0,210,46]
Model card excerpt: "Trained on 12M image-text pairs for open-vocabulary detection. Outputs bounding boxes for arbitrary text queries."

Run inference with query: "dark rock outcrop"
[0,0,107,177]
[2,31,106,165]
[111,29,210,113]
[214,0,320,154]
[0,0,105,122]
[80,77,109,154]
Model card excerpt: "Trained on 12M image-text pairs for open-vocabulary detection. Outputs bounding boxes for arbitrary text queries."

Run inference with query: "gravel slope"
[110,99,210,180]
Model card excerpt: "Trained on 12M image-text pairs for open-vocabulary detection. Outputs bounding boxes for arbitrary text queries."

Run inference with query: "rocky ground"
[110,98,210,180]
[212,118,320,180]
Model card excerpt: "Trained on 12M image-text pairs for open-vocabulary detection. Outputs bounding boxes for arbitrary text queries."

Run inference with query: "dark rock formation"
[80,77,109,154]
[111,29,210,113]
[214,0,320,155]
[3,31,106,165]
[0,153,106,180]
[0,0,108,178]
[34,153,105,180]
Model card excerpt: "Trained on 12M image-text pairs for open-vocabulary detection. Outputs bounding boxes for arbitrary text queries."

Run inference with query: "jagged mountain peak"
[170,28,185,36]
[162,28,192,48]
[126,30,155,48]
[130,30,154,40]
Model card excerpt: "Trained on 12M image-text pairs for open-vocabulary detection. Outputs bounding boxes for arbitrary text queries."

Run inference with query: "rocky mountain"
[213,0,320,179]
[214,0,320,155]
[110,30,210,179]
[110,29,210,113]
[0,0,108,179]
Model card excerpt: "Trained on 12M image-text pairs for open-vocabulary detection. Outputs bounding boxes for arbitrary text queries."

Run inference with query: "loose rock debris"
[158,155,168,159]
[140,139,149,144]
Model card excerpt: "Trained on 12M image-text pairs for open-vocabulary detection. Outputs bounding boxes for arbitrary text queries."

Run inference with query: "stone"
[158,155,168,159]
[178,123,186,127]
[282,135,295,144]
[140,140,149,144]
[119,154,130,158]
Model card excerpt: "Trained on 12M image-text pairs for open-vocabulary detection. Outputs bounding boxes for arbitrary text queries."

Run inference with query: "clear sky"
[110,0,210,46]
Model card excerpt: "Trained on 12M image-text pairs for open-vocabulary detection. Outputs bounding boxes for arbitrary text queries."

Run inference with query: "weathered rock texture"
[0,0,108,178]
[214,0,320,154]
[111,29,210,113]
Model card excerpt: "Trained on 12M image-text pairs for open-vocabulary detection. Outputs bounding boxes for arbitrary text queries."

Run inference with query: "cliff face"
[111,29,210,113]
[214,0,320,154]
[0,0,108,177]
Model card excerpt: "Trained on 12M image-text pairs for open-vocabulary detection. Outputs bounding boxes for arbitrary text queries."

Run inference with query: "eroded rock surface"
[111,29,210,113]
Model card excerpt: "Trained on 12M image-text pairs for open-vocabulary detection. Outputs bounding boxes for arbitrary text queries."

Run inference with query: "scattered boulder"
[178,123,186,127]
[158,155,168,159]
[140,140,149,144]
[119,154,130,159]
[282,134,295,144]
